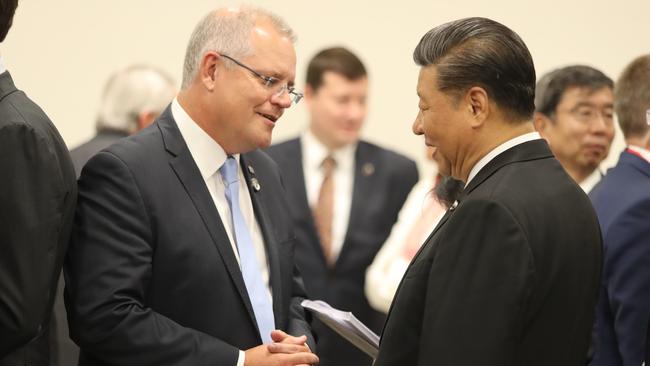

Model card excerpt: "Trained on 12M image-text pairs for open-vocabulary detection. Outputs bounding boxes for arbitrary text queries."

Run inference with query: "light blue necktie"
[220,156,275,344]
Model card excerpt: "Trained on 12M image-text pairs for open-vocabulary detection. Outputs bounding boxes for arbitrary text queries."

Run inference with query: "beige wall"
[3,0,648,175]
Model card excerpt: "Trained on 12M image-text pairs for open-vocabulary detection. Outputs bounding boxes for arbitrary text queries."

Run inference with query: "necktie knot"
[321,155,336,174]
[220,156,239,186]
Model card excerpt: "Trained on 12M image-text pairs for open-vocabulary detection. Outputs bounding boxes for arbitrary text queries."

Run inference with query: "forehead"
[558,86,614,107]
[318,72,368,93]
[245,20,296,79]
[416,65,439,98]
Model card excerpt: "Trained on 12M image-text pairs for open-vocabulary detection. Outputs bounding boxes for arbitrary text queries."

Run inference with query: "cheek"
[422,116,438,136]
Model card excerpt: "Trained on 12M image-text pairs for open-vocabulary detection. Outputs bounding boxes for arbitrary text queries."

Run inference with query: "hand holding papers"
[301,299,379,359]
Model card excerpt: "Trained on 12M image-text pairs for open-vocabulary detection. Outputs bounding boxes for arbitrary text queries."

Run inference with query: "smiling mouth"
[257,112,278,122]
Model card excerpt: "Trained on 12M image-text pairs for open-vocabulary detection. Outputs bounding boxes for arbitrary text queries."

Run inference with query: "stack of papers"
[301,299,380,359]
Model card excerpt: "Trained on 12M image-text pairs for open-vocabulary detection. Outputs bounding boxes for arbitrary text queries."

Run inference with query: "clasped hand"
[245,330,318,366]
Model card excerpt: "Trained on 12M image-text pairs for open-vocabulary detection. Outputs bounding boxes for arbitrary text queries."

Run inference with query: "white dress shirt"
[466,132,542,187]
[579,168,604,193]
[0,56,6,74]
[172,99,270,365]
[301,130,356,262]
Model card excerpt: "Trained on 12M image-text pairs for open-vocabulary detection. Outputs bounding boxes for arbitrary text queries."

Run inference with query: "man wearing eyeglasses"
[65,6,318,366]
[266,47,418,366]
[534,65,615,193]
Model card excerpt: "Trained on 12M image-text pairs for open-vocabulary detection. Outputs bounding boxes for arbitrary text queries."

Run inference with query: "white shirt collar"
[0,56,6,74]
[579,168,603,193]
[628,145,650,163]
[302,128,356,170]
[171,98,238,180]
[466,131,542,187]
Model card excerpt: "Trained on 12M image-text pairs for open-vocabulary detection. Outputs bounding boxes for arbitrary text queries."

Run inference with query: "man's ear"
[465,86,489,127]
[303,84,315,106]
[533,112,551,136]
[199,52,220,91]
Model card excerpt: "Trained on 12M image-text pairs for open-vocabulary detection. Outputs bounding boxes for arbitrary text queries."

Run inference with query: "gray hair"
[615,54,650,139]
[535,65,613,117]
[96,64,176,133]
[181,6,296,89]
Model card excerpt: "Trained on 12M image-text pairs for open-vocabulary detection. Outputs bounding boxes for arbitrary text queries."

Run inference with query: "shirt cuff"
[237,350,245,366]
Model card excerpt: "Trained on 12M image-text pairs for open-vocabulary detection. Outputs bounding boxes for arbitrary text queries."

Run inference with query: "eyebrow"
[573,101,613,108]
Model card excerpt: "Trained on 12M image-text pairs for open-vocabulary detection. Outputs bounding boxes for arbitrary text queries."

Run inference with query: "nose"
[412,112,424,135]
[271,88,292,108]
[589,112,611,135]
[346,101,366,122]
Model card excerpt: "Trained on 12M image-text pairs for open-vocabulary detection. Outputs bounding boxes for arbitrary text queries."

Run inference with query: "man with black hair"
[375,17,602,366]
[0,1,77,364]
[534,65,615,192]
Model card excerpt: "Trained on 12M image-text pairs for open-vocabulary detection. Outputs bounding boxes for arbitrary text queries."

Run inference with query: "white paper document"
[301,299,380,359]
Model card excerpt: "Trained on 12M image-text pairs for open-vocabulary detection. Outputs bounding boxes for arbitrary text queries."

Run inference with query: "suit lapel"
[282,140,327,263]
[379,206,455,341]
[382,140,554,341]
[241,152,285,326]
[157,111,257,328]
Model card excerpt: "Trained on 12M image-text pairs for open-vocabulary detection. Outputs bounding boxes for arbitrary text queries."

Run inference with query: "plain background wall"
[3,0,649,176]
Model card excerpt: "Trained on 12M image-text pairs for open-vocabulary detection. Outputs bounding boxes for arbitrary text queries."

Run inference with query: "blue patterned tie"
[220,156,275,344]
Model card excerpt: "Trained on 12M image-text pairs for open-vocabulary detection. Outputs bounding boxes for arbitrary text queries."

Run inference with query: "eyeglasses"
[220,54,303,105]
[562,104,614,125]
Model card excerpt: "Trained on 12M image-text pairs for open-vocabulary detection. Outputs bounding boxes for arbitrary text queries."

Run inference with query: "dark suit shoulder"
[98,123,164,165]
[357,140,413,163]
[264,137,300,163]
[355,141,419,192]
[70,131,129,176]
[0,90,64,149]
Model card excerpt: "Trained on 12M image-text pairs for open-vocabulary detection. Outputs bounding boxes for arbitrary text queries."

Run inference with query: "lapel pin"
[449,200,459,211]
[362,163,375,177]
[250,177,261,192]
[247,165,256,175]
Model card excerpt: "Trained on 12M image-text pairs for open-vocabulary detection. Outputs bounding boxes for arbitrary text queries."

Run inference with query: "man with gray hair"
[65,6,317,366]
[589,54,650,366]
[534,65,615,192]
[70,64,176,177]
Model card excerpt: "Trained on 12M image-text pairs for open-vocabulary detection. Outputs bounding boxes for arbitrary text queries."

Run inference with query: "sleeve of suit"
[0,124,66,357]
[276,171,316,350]
[600,198,650,365]
[417,198,532,365]
[287,264,316,350]
[64,151,239,366]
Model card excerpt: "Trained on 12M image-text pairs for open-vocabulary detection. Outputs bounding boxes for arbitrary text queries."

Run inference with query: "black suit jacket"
[64,107,313,366]
[375,139,602,366]
[266,138,418,366]
[70,130,129,178]
[49,130,129,366]
[0,71,77,365]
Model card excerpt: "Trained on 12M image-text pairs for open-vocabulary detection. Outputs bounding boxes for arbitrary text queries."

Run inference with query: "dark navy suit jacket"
[266,138,417,366]
[589,149,650,366]
[64,107,313,365]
